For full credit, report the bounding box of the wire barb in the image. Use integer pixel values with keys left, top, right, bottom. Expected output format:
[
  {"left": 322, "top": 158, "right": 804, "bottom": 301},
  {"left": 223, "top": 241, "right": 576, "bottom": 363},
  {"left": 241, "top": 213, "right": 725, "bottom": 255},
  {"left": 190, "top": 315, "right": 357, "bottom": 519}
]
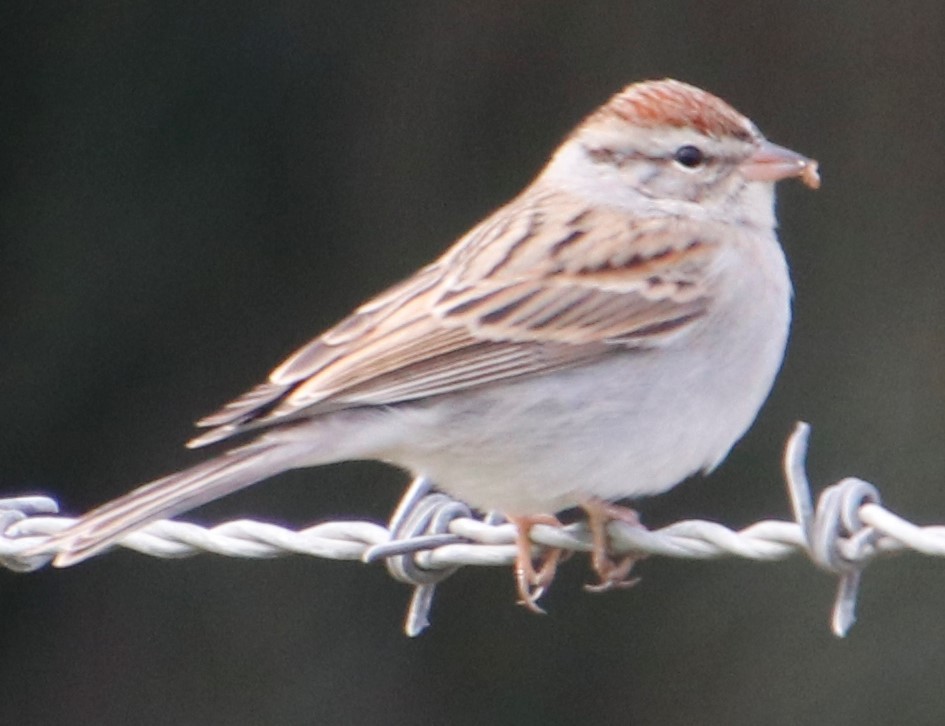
[{"left": 0, "top": 423, "right": 940, "bottom": 636}]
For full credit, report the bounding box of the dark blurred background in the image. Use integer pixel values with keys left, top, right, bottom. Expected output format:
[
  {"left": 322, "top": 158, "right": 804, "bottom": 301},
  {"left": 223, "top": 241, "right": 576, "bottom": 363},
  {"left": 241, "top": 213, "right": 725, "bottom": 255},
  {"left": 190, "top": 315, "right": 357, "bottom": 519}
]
[{"left": 2, "top": 2, "right": 945, "bottom": 725}]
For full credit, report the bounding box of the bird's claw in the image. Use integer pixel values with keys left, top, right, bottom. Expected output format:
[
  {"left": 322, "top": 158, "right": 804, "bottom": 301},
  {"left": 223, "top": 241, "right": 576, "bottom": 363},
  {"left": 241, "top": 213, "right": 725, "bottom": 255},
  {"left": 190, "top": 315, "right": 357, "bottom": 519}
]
[
  {"left": 510, "top": 514, "right": 564, "bottom": 614},
  {"left": 581, "top": 499, "right": 648, "bottom": 593}
]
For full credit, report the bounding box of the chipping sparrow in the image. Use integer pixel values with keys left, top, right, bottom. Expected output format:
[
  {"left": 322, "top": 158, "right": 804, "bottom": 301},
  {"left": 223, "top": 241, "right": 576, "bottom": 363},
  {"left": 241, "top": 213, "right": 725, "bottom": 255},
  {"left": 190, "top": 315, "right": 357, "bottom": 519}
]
[{"left": 36, "top": 80, "right": 819, "bottom": 608}]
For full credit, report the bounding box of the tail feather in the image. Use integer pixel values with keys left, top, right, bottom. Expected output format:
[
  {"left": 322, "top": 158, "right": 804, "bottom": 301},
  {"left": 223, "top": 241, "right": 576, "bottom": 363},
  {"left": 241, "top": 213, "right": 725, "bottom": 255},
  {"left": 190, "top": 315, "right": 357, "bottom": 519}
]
[{"left": 36, "top": 442, "right": 305, "bottom": 568}]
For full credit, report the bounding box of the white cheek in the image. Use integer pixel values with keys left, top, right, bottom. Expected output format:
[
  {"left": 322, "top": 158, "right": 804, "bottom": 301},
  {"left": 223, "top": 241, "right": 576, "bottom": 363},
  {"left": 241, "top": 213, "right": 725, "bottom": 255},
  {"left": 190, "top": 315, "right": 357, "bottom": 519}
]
[
  {"left": 539, "top": 143, "right": 707, "bottom": 220},
  {"left": 639, "top": 165, "right": 708, "bottom": 201},
  {"left": 538, "top": 142, "right": 644, "bottom": 208},
  {"left": 539, "top": 142, "right": 687, "bottom": 216}
]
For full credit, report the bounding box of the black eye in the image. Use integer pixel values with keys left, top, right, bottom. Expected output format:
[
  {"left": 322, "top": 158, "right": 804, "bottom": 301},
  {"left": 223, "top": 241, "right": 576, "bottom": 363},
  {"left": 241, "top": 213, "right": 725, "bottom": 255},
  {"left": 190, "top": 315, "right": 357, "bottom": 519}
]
[{"left": 673, "top": 145, "right": 705, "bottom": 169}]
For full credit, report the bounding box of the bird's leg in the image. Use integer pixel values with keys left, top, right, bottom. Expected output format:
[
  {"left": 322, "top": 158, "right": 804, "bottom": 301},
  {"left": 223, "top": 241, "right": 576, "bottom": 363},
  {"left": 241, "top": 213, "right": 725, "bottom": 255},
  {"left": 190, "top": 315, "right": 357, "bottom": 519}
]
[
  {"left": 581, "top": 499, "right": 646, "bottom": 593},
  {"left": 508, "top": 514, "right": 564, "bottom": 614}
]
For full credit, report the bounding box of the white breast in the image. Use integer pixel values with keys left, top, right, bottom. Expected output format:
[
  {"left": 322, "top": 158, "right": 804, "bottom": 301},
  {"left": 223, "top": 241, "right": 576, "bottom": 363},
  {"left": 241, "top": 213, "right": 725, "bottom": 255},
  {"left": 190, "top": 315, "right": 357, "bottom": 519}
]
[{"left": 381, "top": 226, "right": 791, "bottom": 515}]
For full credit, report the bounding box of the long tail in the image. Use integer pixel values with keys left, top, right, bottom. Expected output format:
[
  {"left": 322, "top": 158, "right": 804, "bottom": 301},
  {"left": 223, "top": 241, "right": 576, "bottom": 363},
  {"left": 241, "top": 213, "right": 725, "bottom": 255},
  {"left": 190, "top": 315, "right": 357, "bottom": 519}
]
[{"left": 35, "top": 441, "right": 306, "bottom": 568}]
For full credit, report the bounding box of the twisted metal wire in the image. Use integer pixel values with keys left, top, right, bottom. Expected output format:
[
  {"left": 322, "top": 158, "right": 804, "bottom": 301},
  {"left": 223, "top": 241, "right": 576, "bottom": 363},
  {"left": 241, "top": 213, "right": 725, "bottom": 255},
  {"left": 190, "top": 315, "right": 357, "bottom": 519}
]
[{"left": 2, "top": 423, "right": 941, "bottom": 636}]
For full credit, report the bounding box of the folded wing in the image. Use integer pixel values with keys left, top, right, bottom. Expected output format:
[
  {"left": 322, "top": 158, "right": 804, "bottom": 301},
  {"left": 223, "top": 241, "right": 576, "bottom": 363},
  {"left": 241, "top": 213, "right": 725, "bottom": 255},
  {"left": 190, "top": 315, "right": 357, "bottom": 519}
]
[{"left": 189, "top": 189, "right": 719, "bottom": 448}]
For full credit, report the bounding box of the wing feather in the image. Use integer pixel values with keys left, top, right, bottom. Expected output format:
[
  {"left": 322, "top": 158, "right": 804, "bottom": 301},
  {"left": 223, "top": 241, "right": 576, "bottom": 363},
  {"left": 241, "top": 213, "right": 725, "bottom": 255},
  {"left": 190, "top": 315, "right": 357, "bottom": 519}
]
[{"left": 189, "top": 187, "right": 722, "bottom": 448}]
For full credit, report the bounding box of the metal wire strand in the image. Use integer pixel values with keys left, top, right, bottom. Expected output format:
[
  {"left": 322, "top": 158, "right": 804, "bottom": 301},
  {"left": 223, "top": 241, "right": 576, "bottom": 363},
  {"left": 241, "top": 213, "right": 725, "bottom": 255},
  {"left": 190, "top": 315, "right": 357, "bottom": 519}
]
[{"left": 2, "top": 423, "right": 940, "bottom": 636}]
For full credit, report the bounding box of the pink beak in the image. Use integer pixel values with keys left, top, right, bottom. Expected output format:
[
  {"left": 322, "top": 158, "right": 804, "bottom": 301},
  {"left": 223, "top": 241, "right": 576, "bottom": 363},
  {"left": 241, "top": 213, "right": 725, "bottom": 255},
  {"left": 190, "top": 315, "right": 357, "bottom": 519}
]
[{"left": 741, "top": 140, "right": 820, "bottom": 189}]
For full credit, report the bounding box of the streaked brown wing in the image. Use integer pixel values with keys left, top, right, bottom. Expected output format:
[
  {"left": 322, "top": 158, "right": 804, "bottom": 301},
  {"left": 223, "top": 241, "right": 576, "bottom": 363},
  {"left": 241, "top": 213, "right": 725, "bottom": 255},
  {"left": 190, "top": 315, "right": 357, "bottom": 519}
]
[{"left": 188, "top": 189, "right": 718, "bottom": 448}]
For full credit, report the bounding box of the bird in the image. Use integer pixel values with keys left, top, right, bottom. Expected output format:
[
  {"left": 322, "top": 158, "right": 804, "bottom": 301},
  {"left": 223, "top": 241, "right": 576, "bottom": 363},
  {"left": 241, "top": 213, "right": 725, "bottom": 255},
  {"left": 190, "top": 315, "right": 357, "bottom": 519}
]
[{"left": 33, "top": 79, "right": 819, "bottom": 611}]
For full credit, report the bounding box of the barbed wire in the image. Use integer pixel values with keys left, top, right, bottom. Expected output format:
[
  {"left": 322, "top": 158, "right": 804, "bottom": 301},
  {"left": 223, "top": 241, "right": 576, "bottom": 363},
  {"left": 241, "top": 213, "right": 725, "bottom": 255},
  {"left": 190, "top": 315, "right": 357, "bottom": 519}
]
[{"left": 3, "top": 422, "right": 943, "bottom": 636}]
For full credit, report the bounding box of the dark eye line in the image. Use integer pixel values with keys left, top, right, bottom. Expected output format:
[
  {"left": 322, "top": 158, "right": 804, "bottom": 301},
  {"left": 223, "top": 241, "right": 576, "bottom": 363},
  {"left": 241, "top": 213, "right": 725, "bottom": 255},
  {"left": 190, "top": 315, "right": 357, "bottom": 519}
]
[
  {"left": 664, "top": 151, "right": 738, "bottom": 168},
  {"left": 583, "top": 143, "right": 735, "bottom": 169}
]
